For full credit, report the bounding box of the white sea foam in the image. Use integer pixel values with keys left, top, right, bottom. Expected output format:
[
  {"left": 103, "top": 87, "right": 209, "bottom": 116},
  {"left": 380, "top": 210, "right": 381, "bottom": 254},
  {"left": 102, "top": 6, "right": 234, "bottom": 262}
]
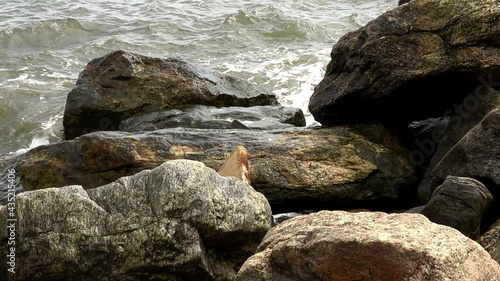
[{"left": 0, "top": 0, "right": 396, "bottom": 154}]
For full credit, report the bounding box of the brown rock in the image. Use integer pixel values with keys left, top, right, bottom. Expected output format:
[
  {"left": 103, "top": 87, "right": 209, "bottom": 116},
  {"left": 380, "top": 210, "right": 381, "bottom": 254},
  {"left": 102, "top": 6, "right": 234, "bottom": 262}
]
[
  {"left": 236, "top": 211, "right": 500, "bottom": 281},
  {"left": 2, "top": 126, "right": 417, "bottom": 210},
  {"left": 309, "top": 0, "right": 500, "bottom": 127},
  {"left": 63, "top": 50, "right": 278, "bottom": 140}
]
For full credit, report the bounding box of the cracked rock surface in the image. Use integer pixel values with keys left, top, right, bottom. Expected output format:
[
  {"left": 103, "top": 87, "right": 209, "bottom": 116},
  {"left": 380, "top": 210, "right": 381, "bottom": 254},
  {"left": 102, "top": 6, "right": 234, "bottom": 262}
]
[
  {"left": 2, "top": 125, "right": 417, "bottom": 209},
  {"left": 0, "top": 159, "right": 272, "bottom": 281},
  {"left": 63, "top": 50, "right": 278, "bottom": 140},
  {"left": 236, "top": 211, "right": 500, "bottom": 281}
]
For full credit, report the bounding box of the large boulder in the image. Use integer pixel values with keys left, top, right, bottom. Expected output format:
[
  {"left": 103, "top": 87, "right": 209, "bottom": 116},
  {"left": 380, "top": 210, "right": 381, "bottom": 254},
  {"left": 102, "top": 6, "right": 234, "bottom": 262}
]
[
  {"left": 431, "top": 108, "right": 500, "bottom": 192},
  {"left": 119, "top": 105, "right": 306, "bottom": 131},
  {"left": 479, "top": 218, "right": 500, "bottom": 263},
  {"left": 309, "top": 0, "right": 500, "bottom": 126},
  {"left": 0, "top": 160, "right": 272, "bottom": 281},
  {"left": 63, "top": 50, "right": 278, "bottom": 140},
  {"left": 420, "top": 176, "right": 493, "bottom": 239},
  {"left": 236, "top": 211, "right": 500, "bottom": 281},
  {"left": 1, "top": 126, "right": 418, "bottom": 210}
]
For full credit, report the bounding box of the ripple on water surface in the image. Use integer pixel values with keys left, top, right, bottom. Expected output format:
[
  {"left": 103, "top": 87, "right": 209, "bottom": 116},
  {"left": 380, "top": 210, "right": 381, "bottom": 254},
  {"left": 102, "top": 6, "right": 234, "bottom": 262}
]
[{"left": 0, "top": 0, "right": 396, "bottom": 155}]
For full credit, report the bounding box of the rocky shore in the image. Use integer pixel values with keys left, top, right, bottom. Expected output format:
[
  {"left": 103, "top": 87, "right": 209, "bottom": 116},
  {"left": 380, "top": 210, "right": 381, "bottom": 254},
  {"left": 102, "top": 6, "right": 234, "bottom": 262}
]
[{"left": 1, "top": 0, "right": 500, "bottom": 280}]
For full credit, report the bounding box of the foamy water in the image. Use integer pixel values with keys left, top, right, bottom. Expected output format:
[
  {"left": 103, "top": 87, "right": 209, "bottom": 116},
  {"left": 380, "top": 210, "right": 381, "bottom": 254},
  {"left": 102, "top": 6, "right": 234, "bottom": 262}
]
[{"left": 0, "top": 0, "right": 396, "bottom": 155}]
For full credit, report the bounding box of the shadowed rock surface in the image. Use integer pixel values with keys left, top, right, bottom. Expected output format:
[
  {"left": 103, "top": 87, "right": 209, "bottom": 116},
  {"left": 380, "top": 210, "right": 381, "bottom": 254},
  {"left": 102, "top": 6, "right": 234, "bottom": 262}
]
[
  {"left": 63, "top": 50, "right": 278, "bottom": 140},
  {"left": 1, "top": 126, "right": 417, "bottom": 210},
  {"left": 479, "top": 218, "right": 500, "bottom": 264},
  {"left": 432, "top": 108, "right": 500, "bottom": 192},
  {"left": 413, "top": 84, "right": 500, "bottom": 204},
  {"left": 235, "top": 211, "right": 500, "bottom": 281},
  {"left": 309, "top": 0, "right": 500, "bottom": 126},
  {"left": 119, "top": 105, "right": 305, "bottom": 131},
  {"left": 420, "top": 176, "right": 493, "bottom": 239},
  {"left": 0, "top": 160, "right": 272, "bottom": 281}
]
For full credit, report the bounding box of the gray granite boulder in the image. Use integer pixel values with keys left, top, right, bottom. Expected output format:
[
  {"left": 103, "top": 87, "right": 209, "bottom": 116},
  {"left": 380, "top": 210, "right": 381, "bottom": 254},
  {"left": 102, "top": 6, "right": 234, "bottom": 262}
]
[
  {"left": 0, "top": 160, "right": 272, "bottom": 281},
  {"left": 309, "top": 0, "right": 500, "bottom": 126}
]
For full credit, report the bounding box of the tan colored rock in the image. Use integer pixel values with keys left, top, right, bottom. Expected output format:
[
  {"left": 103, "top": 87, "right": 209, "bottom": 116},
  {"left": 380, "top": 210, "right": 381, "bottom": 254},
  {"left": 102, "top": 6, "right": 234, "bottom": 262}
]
[
  {"left": 218, "top": 146, "right": 250, "bottom": 185},
  {"left": 236, "top": 211, "right": 500, "bottom": 281},
  {"left": 3, "top": 126, "right": 418, "bottom": 208}
]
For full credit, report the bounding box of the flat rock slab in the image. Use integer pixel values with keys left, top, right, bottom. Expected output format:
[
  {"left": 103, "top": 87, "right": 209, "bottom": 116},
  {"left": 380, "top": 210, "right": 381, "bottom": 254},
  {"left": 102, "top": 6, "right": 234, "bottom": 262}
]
[
  {"left": 309, "top": 0, "right": 500, "bottom": 126},
  {"left": 119, "top": 105, "right": 306, "bottom": 131},
  {"left": 0, "top": 160, "right": 272, "bottom": 281},
  {"left": 63, "top": 50, "right": 278, "bottom": 139},
  {"left": 3, "top": 126, "right": 417, "bottom": 209},
  {"left": 236, "top": 211, "right": 500, "bottom": 281}
]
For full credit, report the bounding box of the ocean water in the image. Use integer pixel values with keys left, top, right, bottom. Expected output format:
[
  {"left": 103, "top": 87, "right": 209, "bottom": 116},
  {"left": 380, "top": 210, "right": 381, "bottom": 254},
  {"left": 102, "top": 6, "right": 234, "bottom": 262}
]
[{"left": 0, "top": 0, "right": 396, "bottom": 155}]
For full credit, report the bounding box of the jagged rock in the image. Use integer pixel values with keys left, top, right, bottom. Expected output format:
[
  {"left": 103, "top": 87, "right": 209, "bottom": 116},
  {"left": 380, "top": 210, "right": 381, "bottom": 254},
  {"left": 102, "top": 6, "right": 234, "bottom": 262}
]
[
  {"left": 235, "top": 211, "right": 500, "bottom": 281},
  {"left": 1, "top": 126, "right": 418, "bottom": 210},
  {"left": 119, "top": 105, "right": 305, "bottom": 132},
  {"left": 419, "top": 176, "right": 493, "bottom": 239},
  {"left": 398, "top": 0, "right": 411, "bottom": 5},
  {"left": 0, "top": 160, "right": 272, "bottom": 281},
  {"left": 479, "top": 218, "right": 500, "bottom": 264},
  {"left": 309, "top": 0, "right": 500, "bottom": 127},
  {"left": 218, "top": 146, "right": 250, "bottom": 185},
  {"left": 63, "top": 50, "right": 278, "bottom": 140}
]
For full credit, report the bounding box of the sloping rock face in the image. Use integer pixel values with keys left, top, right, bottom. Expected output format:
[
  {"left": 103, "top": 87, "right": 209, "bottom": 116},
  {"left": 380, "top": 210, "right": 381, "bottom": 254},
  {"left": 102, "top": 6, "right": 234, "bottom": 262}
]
[
  {"left": 309, "top": 0, "right": 500, "bottom": 126},
  {"left": 420, "top": 176, "right": 493, "bottom": 239},
  {"left": 0, "top": 160, "right": 272, "bottom": 281},
  {"left": 480, "top": 218, "right": 500, "bottom": 264},
  {"left": 432, "top": 108, "right": 500, "bottom": 191},
  {"left": 236, "top": 211, "right": 500, "bottom": 281},
  {"left": 63, "top": 50, "right": 278, "bottom": 140},
  {"left": 3, "top": 126, "right": 417, "bottom": 210},
  {"left": 119, "top": 105, "right": 306, "bottom": 131}
]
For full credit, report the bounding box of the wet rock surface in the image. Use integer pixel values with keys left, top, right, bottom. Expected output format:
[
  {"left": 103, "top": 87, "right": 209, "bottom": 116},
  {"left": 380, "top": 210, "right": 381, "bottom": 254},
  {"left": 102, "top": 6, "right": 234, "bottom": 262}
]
[
  {"left": 63, "top": 50, "right": 278, "bottom": 140},
  {"left": 119, "top": 105, "right": 305, "bottom": 131}
]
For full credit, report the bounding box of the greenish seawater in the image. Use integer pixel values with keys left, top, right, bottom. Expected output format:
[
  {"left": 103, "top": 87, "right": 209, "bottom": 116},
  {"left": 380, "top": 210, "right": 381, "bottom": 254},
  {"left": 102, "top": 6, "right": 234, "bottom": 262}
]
[{"left": 0, "top": 0, "right": 395, "bottom": 155}]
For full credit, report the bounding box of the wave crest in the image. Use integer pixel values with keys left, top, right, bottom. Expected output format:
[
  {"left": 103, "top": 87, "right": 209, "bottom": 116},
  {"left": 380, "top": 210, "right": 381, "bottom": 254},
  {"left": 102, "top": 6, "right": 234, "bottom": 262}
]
[{"left": 0, "top": 18, "right": 98, "bottom": 50}]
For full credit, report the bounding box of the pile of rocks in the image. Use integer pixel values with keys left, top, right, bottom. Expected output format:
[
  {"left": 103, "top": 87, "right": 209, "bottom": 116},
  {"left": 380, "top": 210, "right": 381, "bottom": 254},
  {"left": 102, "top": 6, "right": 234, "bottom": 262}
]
[{"left": 1, "top": 0, "right": 500, "bottom": 280}]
